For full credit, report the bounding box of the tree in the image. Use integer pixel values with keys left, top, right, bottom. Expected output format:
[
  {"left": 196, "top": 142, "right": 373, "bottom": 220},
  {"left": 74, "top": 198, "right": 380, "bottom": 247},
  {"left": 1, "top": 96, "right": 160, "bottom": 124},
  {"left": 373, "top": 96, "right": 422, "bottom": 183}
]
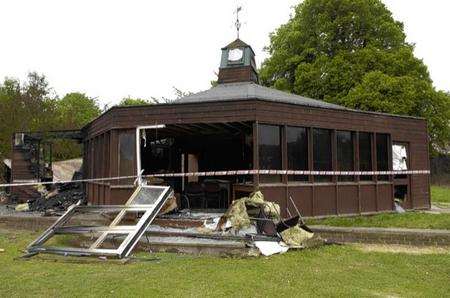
[
  {"left": 118, "top": 97, "right": 150, "bottom": 106},
  {"left": 56, "top": 92, "right": 101, "bottom": 129},
  {"left": 0, "top": 74, "right": 103, "bottom": 168},
  {"left": 52, "top": 92, "right": 102, "bottom": 160},
  {"left": 260, "top": 0, "right": 450, "bottom": 152},
  {"left": 117, "top": 87, "right": 193, "bottom": 106},
  {"left": 0, "top": 72, "right": 57, "bottom": 164}
]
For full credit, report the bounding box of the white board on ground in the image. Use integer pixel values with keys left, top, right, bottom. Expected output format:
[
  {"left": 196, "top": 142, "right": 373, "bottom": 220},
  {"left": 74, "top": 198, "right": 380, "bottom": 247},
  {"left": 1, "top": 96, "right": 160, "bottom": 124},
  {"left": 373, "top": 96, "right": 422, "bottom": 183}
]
[{"left": 254, "top": 241, "right": 289, "bottom": 256}]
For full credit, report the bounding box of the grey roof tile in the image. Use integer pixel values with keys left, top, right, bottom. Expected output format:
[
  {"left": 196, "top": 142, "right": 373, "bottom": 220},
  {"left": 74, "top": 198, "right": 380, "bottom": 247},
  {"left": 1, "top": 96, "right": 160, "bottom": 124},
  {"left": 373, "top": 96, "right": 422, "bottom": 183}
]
[{"left": 176, "top": 82, "right": 349, "bottom": 111}]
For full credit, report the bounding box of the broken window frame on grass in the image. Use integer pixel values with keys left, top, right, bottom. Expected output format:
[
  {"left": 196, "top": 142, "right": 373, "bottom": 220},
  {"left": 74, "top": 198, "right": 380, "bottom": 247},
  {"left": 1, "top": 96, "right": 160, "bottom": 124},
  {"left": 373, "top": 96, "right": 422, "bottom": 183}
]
[{"left": 26, "top": 185, "right": 173, "bottom": 259}]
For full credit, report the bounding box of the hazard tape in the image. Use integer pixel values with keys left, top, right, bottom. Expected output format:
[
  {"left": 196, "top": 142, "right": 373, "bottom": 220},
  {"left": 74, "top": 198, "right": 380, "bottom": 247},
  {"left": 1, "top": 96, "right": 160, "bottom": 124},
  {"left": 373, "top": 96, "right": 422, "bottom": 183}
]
[
  {"left": 0, "top": 169, "right": 430, "bottom": 188},
  {"left": 145, "top": 169, "right": 430, "bottom": 177}
]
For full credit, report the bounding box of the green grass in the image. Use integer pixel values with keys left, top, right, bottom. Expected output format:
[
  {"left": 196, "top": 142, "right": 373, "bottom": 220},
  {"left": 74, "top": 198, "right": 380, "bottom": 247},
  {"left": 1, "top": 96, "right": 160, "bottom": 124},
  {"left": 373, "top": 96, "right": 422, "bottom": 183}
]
[
  {"left": 0, "top": 228, "right": 449, "bottom": 297},
  {"left": 431, "top": 185, "right": 450, "bottom": 204},
  {"left": 307, "top": 212, "right": 450, "bottom": 230}
]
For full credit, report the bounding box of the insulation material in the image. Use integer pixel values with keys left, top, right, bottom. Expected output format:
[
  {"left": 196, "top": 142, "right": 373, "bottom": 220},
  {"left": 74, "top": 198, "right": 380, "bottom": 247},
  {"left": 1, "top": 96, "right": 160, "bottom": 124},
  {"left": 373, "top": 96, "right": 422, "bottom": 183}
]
[
  {"left": 15, "top": 203, "right": 30, "bottom": 212},
  {"left": 221, "top": 191, "right": 281, "bottom": 231},
  {"left": 392, "top": 145, "right": 408, "bottom": 170},
  {"left": 280, "top": 226, "right": 314, "bottom": 247}
]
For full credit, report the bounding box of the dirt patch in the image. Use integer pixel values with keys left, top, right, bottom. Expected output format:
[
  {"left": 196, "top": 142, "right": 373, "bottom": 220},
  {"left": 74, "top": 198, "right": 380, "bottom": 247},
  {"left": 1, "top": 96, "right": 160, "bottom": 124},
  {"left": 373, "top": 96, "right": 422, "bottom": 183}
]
[{"left": 353, "top": 243, "right": 450, "bottom": 255}]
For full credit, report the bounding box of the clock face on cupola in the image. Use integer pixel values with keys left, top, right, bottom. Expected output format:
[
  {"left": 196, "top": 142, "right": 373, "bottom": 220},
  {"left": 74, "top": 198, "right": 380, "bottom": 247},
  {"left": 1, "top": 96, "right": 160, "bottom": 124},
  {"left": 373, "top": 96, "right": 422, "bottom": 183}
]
[
  {"left": 218, "top": 38, "right": 259, "bottom": 84},
  {"left": 228, "top": 48, "right": 244, "bottom": 63}
]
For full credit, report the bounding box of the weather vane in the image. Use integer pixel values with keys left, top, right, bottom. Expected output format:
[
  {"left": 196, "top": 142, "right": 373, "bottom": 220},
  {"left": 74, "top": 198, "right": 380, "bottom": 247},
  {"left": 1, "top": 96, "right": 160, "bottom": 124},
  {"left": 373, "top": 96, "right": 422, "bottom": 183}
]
[{"left": 235, "top": 6, "right": 242, "bottom": 39}]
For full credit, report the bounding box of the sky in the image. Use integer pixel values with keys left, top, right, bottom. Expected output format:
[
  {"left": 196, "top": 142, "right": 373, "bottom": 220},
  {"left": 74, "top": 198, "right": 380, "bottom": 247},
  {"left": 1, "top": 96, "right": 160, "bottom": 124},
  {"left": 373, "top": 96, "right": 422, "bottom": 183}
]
[{"left": 0, "top": 0, "right": 448, "bottom": 108}]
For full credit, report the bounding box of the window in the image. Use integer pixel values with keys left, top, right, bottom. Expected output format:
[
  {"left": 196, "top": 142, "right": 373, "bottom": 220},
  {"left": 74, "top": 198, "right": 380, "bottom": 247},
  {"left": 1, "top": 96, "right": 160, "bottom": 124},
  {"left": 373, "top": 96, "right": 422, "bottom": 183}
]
[
  {"left": 286, "top": 126, "right": 308, "bottom": 181},
  {"left": 376, "top": 134, "right": 389, "bottom": 181},
  {"left": 119, "top": 131, "right": 135, "bottom": 184},
  {"left": 392, "top": 144, "right": 408, "bottom": 172},
  {"left": 313, "top": 128, "right": 332, "bottom": 182},
  {"left": 337, "top": 131, "right": 354, "bottom": 181},
  {"left": 359, "top": 132, "right": 372, "bottom": 181},
  {"left": 258, "top": 124, "right": 281, "bottom": 183}
]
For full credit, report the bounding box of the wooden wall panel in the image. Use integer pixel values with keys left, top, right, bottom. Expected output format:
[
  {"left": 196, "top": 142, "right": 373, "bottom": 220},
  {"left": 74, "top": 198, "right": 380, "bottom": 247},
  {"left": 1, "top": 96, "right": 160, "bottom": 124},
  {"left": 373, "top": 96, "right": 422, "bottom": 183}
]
[
  {"left": 337, "top": 185, "right": 359, "bottom": 215},
  {"left": 287, "top": 185, "right": 313, "bottom": 217},
  {"left": 377, "top": 183, "right": 393, "bottom": 211},
  {"left": 110, "top": 187, "right": 134, "bottom": 205},
  {"left": 360, "top": 184, "right": 377, "bottom": 212},
  {"left": 314, "top": 185, "right": 337, "bottom": 216}
]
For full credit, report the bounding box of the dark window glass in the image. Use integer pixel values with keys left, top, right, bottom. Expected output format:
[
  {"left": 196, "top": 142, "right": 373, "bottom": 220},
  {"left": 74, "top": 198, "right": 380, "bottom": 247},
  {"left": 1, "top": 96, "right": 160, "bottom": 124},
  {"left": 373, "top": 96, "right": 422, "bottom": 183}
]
[
  {"left": 259, "top": 124, "right": 281, "bottom": 183},
  {"left": 119, "top": 131, "right": 135, "bottom": 184},
  {"left": 359, "top": 132, "right": 372, "bottom": 181},
  {"left": 313, "top": 128, "right": 332, "bottom": 182},
  {"left": 337, "top": 131, "right": 354, "bottom": 181},
  {"left": 287, "top": 126, "right": 308, "bottom": 181},
  {"left": 376, "top": 134, "right": 389, "bottom": 181}
]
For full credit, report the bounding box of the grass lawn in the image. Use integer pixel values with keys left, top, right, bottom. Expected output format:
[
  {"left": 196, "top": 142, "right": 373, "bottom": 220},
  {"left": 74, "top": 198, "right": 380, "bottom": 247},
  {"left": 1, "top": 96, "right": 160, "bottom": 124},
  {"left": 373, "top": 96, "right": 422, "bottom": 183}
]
[
  {"left": 431, "top": 185, "right": 450, "bottom": 204},
  {"left": 0, "top": 228, "right": 449, "bottom": 297},
  {"left": 306, "top": 212, "right": 450, "bottom": 230}
]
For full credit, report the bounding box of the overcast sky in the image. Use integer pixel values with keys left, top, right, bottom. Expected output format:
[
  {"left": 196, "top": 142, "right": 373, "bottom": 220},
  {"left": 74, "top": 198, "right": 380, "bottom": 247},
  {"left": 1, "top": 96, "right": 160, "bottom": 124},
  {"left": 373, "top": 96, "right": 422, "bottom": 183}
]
[{"left": 0, "top": 0, "right": 448, "bottom": 108}]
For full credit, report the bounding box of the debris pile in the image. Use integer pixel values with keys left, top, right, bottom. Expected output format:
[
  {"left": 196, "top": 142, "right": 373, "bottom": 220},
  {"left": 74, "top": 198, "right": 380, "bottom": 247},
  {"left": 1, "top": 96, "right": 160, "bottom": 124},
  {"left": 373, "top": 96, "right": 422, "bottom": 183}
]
[
  {"left": 16, "top": 172, "right": 85, "bottom": 215},
  {"left": 201, "top": 191, "right": 323, "bottom": 256},
  {"left": 0, "top": 191, "right": 8, "bottom": 204}
]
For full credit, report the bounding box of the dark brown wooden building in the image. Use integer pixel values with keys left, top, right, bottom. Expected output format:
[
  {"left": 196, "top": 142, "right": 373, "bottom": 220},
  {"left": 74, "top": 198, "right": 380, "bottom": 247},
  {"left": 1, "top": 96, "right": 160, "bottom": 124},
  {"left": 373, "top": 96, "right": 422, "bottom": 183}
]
[{"left": 79, "top": 39, "right": 430, "bottom": 217}]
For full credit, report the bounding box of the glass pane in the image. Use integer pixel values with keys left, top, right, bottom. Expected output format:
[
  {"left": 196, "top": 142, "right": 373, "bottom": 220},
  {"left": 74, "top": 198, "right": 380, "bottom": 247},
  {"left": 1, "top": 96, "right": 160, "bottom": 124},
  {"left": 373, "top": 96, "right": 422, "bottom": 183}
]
[
  {"left": 376, "top": 134, "right": 389, "bottom": 181},
  {"left": 119, "top": 131, "right": 136, "bottom": 184},
  {"left": 313, "top": 129, "right": 332, "bottom": 182},
  {"left": 258, "top": 124, "right": 281, "bottom": 183},
  {"left": 131, "top": 186, "right": 166, "bottom": 205},
  {"left": 287, "top": 126, "right": 308, "bottom": 181},
  {"left": 359, "top": 132, "right": 372, "bottom": 181},
  {"left": 337, "top": 131, "right": 354, "bottom": 181}
]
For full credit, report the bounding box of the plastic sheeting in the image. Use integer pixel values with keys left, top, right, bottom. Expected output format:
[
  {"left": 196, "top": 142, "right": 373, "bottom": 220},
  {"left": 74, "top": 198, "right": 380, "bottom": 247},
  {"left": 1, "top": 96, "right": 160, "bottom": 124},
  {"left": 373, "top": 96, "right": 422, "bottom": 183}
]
[{"left": 393, "top": 144, "right": 408, "bottom": 170}]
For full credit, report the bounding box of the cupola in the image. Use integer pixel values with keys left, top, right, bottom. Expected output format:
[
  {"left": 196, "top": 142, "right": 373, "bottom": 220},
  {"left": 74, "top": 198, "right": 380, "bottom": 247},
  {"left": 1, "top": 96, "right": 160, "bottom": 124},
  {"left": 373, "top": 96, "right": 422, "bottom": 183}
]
[{"left": 217, "top": 39, "right": 259, "bottom": 84}]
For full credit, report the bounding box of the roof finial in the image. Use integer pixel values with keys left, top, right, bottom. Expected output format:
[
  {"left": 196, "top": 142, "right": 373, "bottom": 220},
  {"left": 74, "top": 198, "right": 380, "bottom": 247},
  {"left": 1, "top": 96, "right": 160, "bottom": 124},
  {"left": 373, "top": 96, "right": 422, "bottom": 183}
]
[{"left": 235, "top": 6, "right": 242, "bottom": 39}]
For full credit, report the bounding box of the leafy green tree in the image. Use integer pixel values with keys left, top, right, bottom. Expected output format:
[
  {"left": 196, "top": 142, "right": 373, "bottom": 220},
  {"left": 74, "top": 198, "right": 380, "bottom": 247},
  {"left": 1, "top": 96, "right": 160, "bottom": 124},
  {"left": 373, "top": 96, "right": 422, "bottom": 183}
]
[
  {"left": 118, "top": 97, "right": 150, "bottom": 106},
  {"left": 0, "top": 74, "right": 102, "bottom": 169},
  {"left": 0, "top": 73, "right": 56, "bottom": 163},
  {"left": 56, "top": 92, "right": 101, "bottom": 129},
  {"left": 260, "top": 0, "right": 449, "bottom": 151},
  {"left": 52, "top": 93, "right": 101, "bottom": 160}
]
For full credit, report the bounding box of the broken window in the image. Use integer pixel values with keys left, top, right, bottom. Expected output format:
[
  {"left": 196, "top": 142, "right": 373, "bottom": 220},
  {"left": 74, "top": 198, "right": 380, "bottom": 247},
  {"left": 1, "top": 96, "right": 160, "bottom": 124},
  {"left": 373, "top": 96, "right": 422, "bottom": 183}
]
[
  {"left": 359, "top": 132, "right": 373, "bottom": 181},
  {"left": 393, "top": 143, "right": 408, "bottom": 179},
  {"left": 258, "top": 124, "right": 281, "bottom": 183},
  {"left": 286, "top": 126, "right": 308, "bottom": 181},
  {"left": 313, "top": 128, "right": 332, "bottom": 182},
  {"left": 376, "top": 134, "right": 389, "bottom": 181},
  {"left": 119, "top": 131, "right": 135, "bottom": 184},
  {"left": 26, "top": 185, "right": 174, "bottom": 259},
  {"left": 337, "top": 130, "right": 354, "bottom": 181},
  {"left": 392, "top": 144, "right": 408, "bottom": 171}
]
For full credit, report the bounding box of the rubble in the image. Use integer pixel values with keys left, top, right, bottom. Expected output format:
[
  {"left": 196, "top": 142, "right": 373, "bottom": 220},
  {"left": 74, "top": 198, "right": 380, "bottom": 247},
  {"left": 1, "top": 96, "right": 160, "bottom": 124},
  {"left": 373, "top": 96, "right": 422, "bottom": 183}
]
[
  {"left": 14, "top": 171, "right": 85, "bottom": 214},
  {"left": 0, "top": 191, "right": 8, "bottom": 204},
  {"left": 204, "top": 191, "right": 325, "bottom": 256},
  {"left": 15, "top": 203, "right": 30, "bottom": 212}
]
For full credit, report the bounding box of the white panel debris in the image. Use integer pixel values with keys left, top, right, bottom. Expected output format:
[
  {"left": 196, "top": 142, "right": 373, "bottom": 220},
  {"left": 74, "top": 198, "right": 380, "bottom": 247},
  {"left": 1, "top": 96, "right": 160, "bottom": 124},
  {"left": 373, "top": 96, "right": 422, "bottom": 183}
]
[{"left": 254, "top": 241, "right": 289, "bottom": 256}]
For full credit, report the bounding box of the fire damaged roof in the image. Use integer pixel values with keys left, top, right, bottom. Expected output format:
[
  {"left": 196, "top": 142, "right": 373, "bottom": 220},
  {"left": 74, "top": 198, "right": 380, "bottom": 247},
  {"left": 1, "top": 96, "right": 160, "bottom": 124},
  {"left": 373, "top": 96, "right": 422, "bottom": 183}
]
[{"left": 176, "top": 81, "right": 349, "bottom": 111}]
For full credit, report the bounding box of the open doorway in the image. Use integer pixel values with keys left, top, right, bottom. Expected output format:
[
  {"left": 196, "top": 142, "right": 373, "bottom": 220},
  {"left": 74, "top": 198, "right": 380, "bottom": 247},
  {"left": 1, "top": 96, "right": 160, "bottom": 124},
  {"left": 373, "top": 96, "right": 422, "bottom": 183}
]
[
  {"left": 393, "top": 142, "right": 409, "bottom": 206},
  {"left": 136, "top": 122, "right": 253, "bottom": 211}
]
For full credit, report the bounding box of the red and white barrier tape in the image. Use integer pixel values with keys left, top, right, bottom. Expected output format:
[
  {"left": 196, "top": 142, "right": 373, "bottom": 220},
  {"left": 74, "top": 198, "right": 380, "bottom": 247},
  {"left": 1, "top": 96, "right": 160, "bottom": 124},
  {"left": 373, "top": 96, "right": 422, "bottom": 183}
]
[
  {"left": 0, "top": 169, "right": 430, "bottom": 188},
  {"left": 146, "top": 169, "right": 430, "bottom": 178}
]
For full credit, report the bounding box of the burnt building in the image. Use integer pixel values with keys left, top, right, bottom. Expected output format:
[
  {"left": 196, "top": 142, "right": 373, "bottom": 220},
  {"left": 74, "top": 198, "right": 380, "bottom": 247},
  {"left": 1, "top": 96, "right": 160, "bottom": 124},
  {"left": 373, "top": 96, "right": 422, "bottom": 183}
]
[{"left": 13, "top": 39, "right": 431, "bottom": 217}]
